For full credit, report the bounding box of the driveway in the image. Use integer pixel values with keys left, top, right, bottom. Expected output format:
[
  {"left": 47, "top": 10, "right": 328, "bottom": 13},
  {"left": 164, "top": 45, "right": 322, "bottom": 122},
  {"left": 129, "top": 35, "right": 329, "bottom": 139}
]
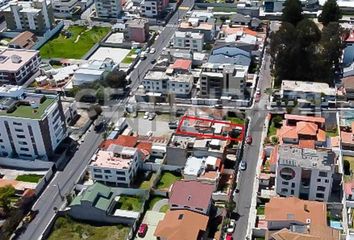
[
  {"left": 135, "top": 211, "right": 165, "bottom": 240},
  {"left": 151, "top": 199, "right": 168, "bottom": 212}
]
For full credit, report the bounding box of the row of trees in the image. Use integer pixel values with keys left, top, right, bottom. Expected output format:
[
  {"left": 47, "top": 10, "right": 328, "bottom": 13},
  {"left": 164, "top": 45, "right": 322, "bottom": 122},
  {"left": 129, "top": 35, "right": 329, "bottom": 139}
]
[{"left": 270, "top": 0, "right": 344, "bottom": 87}]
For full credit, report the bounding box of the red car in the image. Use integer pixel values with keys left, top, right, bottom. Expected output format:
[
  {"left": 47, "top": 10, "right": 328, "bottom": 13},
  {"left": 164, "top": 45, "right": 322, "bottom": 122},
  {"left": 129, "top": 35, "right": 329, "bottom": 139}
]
[
  {"left": 138, "top": 223, "right": 148, "bottom": 238},
  {"left": 246, "top": 136, "right": 252, "bottom": 145},
  {"left": 226, "top": 233, "right": 233, "bottom": 240}
]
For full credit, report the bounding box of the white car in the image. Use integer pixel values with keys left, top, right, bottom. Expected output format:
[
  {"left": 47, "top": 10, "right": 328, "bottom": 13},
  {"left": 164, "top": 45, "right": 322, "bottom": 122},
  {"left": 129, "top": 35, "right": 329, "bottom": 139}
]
[
  {"left": 148, "top": 112, "right": 156, "bottom": 121},
  {"left": 144, "top": 112, "right": 149, "bottom": 119},
  {"left": 227, "top": 219, "right": 236, "bottom": 233},
  {"left": 150, "top": 48, "right": 156, "bottom": 54}
]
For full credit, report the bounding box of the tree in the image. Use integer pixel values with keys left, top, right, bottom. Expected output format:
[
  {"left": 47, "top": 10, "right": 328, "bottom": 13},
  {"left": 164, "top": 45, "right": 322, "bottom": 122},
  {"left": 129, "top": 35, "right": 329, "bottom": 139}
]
[
  {"left": 0, "top": 185, "right": 15, "bottom": 213},
  {"left": 344, "top": 160, "right": 351, "bottom": 175},
  {"left": 282, "top": 0, "right": 303, "bottom": 26},
  {"left": 318, "top": 0, "right": 342, "bottom": 26}
]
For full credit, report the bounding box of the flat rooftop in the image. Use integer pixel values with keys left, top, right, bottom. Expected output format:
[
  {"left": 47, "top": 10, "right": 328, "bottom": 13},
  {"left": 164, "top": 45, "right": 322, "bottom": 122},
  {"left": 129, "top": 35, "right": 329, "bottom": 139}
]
[
  {"left": 90, "top": 148, "right": 136, "bottom": 169},
  {"left": 0, "top": 48, "right": 38, "bottom": 72},
  {"left": 281, "top": 80, "right": 336, "bottom": 96},
  {"left": 0, "top": 95, "right": 56, "bottom": 119}
]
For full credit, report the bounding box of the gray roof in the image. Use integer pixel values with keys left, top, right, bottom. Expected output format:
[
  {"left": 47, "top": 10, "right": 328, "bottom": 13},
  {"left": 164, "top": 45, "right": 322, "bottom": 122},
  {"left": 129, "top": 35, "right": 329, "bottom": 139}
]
[
  {"left": 209, "top": 46, "right": 251, "bottom": 66},
  {"left": 231, "top": 13, "right": 251, "bottom": 24}
]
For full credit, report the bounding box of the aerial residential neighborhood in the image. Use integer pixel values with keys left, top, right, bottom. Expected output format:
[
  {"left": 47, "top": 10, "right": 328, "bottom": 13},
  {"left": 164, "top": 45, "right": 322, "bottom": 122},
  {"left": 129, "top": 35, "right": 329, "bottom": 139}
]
[{"left": 0, "top": 0, "right": 351, "bottom": 239}]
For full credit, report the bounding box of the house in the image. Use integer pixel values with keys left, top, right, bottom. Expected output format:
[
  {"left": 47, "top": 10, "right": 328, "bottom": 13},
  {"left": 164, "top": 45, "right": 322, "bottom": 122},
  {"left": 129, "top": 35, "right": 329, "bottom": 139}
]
[
  {"left": 342, "top": 76, "right": 354, "bottom": 100},
  {"left": 199, "top": 63, "right": 247, "bottom": 99},
  {"left": 0, "top": 48, "right": 41, "bottom": 85},
  {"left": 168, "top": 74, "right": 193, "bottom": 97},
  {"left": 72, "top": 58, "right": 116, "bottom": 85},
  {"left": 183, "top": 155, "right": 221, "bottom": 185},
  {"left": 344, "top": 180, "right": 354, "bottom": 207},
  {"left": 209, "top": 46, "right": 251, "bottom": 67},
  {"left": 69, "top": 183, "right": 139, "bottom": 224},
  {"left": 341, "top": 122, "right": 354, "bottom": 150},
  {"left": 88, "top": 146, "right": 142, "bottom": 187},
  {"left": 165, "top": 135, "right": 195, "bottom": 166},
  {"left": 0, "top": 87, "right": 67, "bottom": 160},
  {"left": 140, "top": 0, "right": 169, "bottom": 18},
  {"left": 264, "top": 197, "right": 340, "bottom": 240},
  {"left": 170, "top": 59, "right": 192, "bottom": 74},
  {"left": 280, "top": 80, "right": 336, "bottom": 107},
  {"left": 178, "top": 11, "right": 216, "bottom": 42},
  {"left": 276, "top": 145, "right": 336, "bottom": 202},
  {"left": 169, "top": 180, "right": 214, "bottom": 214},
  {"left": 173, "top": 31, "right": 204, "bottom": 52},
  {"left": 154, "top": 210, "right": 209, "bottom": 240},
  {"left": 277, "top": 114, "right": 327, "bottom": 148},
  {"left": 3, "top": 0, "right": 55, "bottom": 35},
  {"left": 127, "top": 18, "right": 149, "bottom": 43},
  {"left": 8, "top": 31, "right": 38, "bottom": 49},
  {"left": 52, "top": 0, "right": 81, "bottom": 18}
]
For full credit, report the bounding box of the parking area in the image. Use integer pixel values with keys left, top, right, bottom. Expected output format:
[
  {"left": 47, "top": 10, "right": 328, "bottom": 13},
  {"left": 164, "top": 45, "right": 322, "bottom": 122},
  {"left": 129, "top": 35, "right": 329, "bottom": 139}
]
[
  {"left": 135, "top": 211, "right": 165, "bottom": 240},
  {"left": 127, "top": 113, "right": 175, "bottom": 137}
]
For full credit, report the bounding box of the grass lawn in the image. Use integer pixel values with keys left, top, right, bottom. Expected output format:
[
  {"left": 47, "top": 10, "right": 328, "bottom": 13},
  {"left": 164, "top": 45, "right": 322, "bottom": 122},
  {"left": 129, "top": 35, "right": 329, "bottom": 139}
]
[
  {"left": 16, "top": 174, "right": 43, "bottom": 183},
  {"left": 226, "top": 117, "right": 245, "bottom": 125},
  {"left": 121, "top": 49, "right": 137, "bottom": 64},
  {"left": 40, "top": 26, "right": 110, "bottom": 59},
  {"left": 148, "top": 196, "right": 164, "bottom": 210},
  {"left": 116, "top": 195, "right": 143, "bottom": 211},
  {"left": 139, "top": 173, "right": 156, "bottom": 190},
  {"left": 156, "top": 172, "right": 182, "bottom": 190},
  {"left": 257, "top": 206, "right": 265, "bottom": 215},
  {"left": 268, "top": 123, "right": 277, "bottom": 137},
  {"left": 48, "top": 216, "right": 129, "bottom": 240},
  {"left": 160, "top": 205, "right": 169, "bottom": 213}
]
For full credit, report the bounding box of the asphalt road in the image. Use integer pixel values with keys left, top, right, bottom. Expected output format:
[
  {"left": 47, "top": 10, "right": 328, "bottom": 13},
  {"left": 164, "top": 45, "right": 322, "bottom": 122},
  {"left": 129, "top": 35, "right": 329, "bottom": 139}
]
[
  {"left": 16, "top": 1, "right": 194, "bottom": 239},
  {"left": 233, "top": 51, "right": 272, "bottom": 240}
]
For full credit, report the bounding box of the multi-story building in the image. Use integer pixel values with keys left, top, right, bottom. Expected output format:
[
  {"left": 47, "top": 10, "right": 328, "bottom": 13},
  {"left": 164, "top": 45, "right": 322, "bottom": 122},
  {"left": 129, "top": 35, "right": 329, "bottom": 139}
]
[
  {"left": 3, "top": 0, "right": 55, "bottom": 35},
  {"left": 95, "top": 0, "right": 121, "bottom": 18},
  {"left": 173, "top": 31, "right": 204, "bottom": 52},
  {"left": 168, "top": 74, "right": 193, "bottom": 97},
  {"left": 199, "top": 63, "right": 247, "bottom": 99},
  {"left": 0, "top": 86, "right": 67, "bottom": 160},
  {"left": 276, "top": 145, "right": 336, "bottom": 202},
  {"left": 89, "top": 145, "right": 142, "bottom": 187},
  {"left": 0, "top": 48, "right": 41, "bottom": 85},
  {"left": 140, "top": 0, "right": 169, "bottom": 18},
  {"left": 127, "top": 18, "right": 149, "bottom": 43},
  {"left": 141, "top": 71, "right": 169, "bottom": 93},
  {"left": 52, "top": 0, "right": 80, "bottom": 18}
]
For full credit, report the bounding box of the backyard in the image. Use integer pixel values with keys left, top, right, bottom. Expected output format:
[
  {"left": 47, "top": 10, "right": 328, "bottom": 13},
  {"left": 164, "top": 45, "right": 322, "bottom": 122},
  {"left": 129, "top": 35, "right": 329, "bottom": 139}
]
[
  {"left": 48, "top": 216, "right": 129, "bottom": 240},
  {"left": 343, "top": 156, "right": 354, "bottom": 181},
  {"left": 137, "top": 172, "right": 156, "bottom": 190},
  {"left": 16, "top": 174, "right": 43, "bottom": 183},
  {"left": 40, "top": 26, "right": 110, "bottom": 59},
  {"left": 156, "top": 172, "right": 181, "bottom": 190},
  {"left": 121, "top": 49, "right": 138, "bottom": 64},
  {"left": 226, "top": 117, "right": 245, "bottom": 125},
  {"left": 115, "top": 195, "right": 143, "bottom": 211}
]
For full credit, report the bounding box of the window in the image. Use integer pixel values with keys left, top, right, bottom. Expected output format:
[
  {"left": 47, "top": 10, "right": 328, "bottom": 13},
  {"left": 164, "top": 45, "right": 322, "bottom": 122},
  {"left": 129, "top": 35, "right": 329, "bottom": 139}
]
[
  {"left": 117, "top": 177, "right": 126, "bottom": 181},
  {"left": 317, "top": 186, "right": 326, "bottom": 191},
  {"left": 281, "top": 188, "right": 288, "bottom": 193},
  {"left": 282, "top": 181, "right": 289, "bottom": 185},
  {"left": 20, "top": 147, "right": 29, "bottom": 151},
  {"left": 104, "top": 170, "right": 111, "bottom": 174},
  {"left": 319, "top": 171, "right": 327, "bottom": 177},
  {"left": 291, "top": 183, "right": 295, "bottom": 188},
  {"left": 116, "top": 171, "right": 125, "bottom": 175},
  {"left": 94, "top": 174, "right": 103, "bottom": 178},
  {"left": 15, "top": 128, "right": 24, "bottom": 132},
  {"left": 317, "top": 178, "right": 321, "bottom": 182},
  {"left": 316, "top": 193, "right": 324, "bottom": 198},
  {"left": 93, "top": 169, "right": 102, "bottom": 173},
  {"left": 325, "top": 179, "right": 329, "bottom": 183},
  {"left": 17, "top": 135, "right": 25, "bottom": 139}
]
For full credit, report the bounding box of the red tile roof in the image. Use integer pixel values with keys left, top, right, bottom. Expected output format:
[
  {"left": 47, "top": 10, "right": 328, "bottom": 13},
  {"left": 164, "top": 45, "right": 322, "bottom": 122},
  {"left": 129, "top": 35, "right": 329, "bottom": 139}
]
[
  {"left": 299, "top": 140, "right": 316, "bottom": 149},
  {"left": 171, "top": 59, "right": 192, "bottom": 70},
  {"left": 100, "top": 135, "right": 137, "bottom": 149},
  {"left": 285, "top": 114, "right": 325, "bottom": 124},
  {"left": 169, "top": 180, "right": 214, "bottom": 210},
  {"left": 136, "top": 142, "right": 152, "bottom": 157}
]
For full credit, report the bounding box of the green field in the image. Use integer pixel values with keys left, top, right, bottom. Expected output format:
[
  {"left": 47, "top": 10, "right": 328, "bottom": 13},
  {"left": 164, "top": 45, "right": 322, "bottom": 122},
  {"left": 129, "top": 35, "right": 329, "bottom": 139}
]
[
  {"left": 156, "top": 172, "right": 181, "bottom": 190},
  {"left": 48, "top": 216, "right": 129, "bottom": 240},
  {"left": 40, "top": 26, "right": 110, "bottom": 59},
  {"left": 16, "top": 174, "right": 43, "bottom": 183}
]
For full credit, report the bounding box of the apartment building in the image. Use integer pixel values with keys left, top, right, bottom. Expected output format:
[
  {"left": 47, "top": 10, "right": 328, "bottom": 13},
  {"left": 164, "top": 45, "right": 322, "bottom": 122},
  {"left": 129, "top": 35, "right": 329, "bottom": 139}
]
[
  {"left": 168, "top": 74, "right": 193, "bottom": 97},
  {"left": 52, "top": 0, "right": 80, "bottom": 18},
  {"left": 264, "top": 197, "right": 340, "bottom": 240},
  {"left": 3, "top": 0, "right": 55, "bottom": 35},
  {"left": 127, "top": 18, "right": 149, "bottom": 43},
  {"left": 0, "top": 48, "right": 41, "bottom": 85},
  {"left": 95, "top": 0, "right": 121, "bottom": 18},
  {"left": 173, "top": 31, "right": 204, "bottom": 52},
  {"left": 0, "top": 85, "right": 67, "bottom": 160},
  {"left": 199, "top": 63, "right": 247, "bottom": 99},
  {"left": 89, "top": 145, "right": 142, "bottom": 187},
  {"left": 140, "top": 0, "right": 169, "bottom": 18},
  {"left": 276, "top": 145, "right": 336, "bottom": 201}
]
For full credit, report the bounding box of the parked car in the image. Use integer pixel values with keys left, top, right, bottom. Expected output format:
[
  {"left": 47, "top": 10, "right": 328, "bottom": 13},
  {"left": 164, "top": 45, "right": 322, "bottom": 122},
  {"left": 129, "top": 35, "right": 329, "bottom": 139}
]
[
  {"left": 150, "top": 48, "right": 156, "bottom": 54},
  {"left": 23, "top": 210, "right": 39, "bottom": 224},
  {"left": 214, "top": 104, "right": 223, "bottom": 109},
  {"left": 246, "top": 135, "right": 252, "bottom": 144},
  {"left": 145, "top": 47, "right": 150, "bottom": 53},
  {"left": 226, "top": 219, "right": 236, "bottom": 233},
  {"left": 150, "top": 59, "right": 157, "bottom": 64},
  {"left": 148, "top": 112, "right": 156, "bottom": 121},
  {"left": 138, "top": 223, "right": 148, "bottom": 237},
  {"left": 144, "top": 112, "right": 149, "bottom": 119},
  {"left": 226, "top": 233, "right": 233, "bottom": 240},
  {"left": 169, "top": 121, "right": 178, "bottom": 129},
  {"left": 239, "top": 161, "right": 247, "bottom": 171}
]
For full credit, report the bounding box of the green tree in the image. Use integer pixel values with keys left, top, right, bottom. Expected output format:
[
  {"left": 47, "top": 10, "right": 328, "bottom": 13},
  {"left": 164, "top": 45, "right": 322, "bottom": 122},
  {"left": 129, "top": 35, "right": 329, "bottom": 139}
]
[
  {"left": 318, "top": 0, "right": 342, "bottom": 26},
  {"left": 282, "top": 0, "right": 303, "bottom": 26},
  {"left": 0, "top": 185, "right": 15, "bottom": 212}
]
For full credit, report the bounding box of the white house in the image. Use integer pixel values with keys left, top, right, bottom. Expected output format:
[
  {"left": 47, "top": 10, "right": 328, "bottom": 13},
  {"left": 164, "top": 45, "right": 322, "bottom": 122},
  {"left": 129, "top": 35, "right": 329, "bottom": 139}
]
[{"left": 174, "top": 31, "right": 204, "bottom": 52}]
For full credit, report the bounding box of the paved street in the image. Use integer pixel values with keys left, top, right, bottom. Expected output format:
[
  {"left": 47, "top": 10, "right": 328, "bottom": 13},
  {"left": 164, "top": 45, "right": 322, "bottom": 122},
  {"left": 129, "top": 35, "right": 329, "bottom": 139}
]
[{"left": 233, "top": 51, "right": 272, "bottom": 240}]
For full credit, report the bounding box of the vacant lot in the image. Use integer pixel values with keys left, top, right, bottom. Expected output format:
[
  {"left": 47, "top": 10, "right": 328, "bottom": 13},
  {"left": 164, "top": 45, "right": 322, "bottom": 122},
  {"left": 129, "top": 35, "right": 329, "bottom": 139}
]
[
  {"left": 48, "top": 216, "right": 129, "bottom": 240},
  {"left": 40, "top": 26, "right": 110, "bottom": 59},
  {"left": 116, "top": 195, "right": 143, "bottom": 211}
]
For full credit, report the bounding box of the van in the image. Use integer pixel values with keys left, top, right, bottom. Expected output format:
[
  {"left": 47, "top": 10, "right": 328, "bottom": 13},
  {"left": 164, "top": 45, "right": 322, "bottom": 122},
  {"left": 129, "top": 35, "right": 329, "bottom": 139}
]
[{"left": 114, "top": 118, "right": 128, "bottom": 134}]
